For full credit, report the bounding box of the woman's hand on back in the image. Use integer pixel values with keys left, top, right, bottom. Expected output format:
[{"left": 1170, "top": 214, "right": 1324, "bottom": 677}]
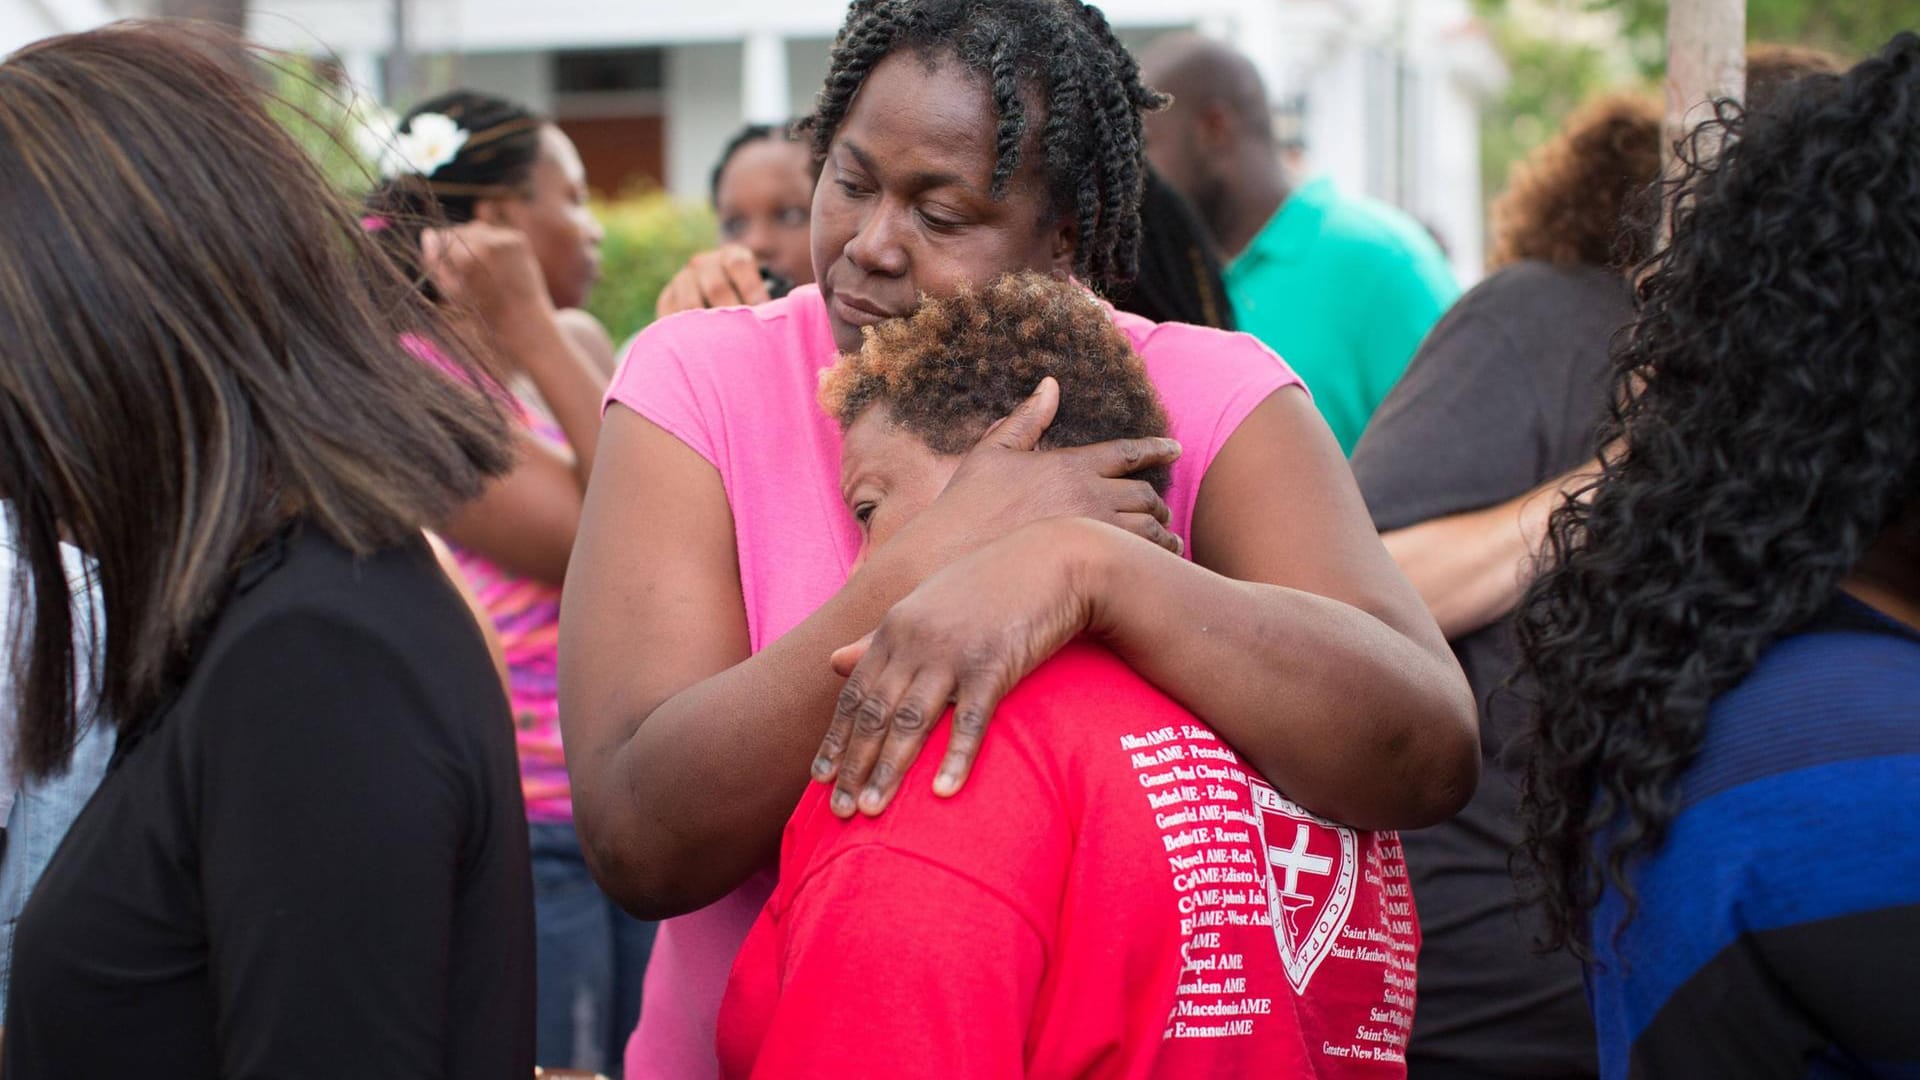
[
  {"left": 813, "top": 378, "right": 1183, "bottom": 820},
  {"left": 815, "top": 516, "right": 1110, "bottom": 820}
]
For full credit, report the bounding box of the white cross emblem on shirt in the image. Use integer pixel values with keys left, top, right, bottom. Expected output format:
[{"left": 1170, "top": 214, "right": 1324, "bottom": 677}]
[{"left": 1269, "top": 823, "right": 1333, "bottom": 898}]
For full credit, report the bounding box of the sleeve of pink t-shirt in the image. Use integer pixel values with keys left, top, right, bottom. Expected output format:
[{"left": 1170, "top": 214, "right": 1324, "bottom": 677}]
[
  {"left": 1122, "top": 317, "right": 1307, "bottom": 541},
  {"left": 603, "top": 310, "right": 729, "bottom": 470},
  {"left": 1143, "top": 320, "right": 1308, "bottom": 453},
  {"left": 740, "top": 842, "right": 1046, "bottom": 1079}
]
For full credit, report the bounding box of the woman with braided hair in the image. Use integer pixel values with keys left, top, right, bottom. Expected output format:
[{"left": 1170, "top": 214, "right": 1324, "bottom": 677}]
[
  {"left": 1515, "top": 34, "right": 1920, "bottom": 1079},
  {"left": 560, "top": 4, "right": 1476, "bottom": 1075},
  {"left": 367, "top": 91, "right": 649, "bottom": 1076}
]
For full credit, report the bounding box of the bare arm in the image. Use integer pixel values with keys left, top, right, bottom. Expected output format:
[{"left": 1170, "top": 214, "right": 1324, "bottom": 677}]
[
  {"left": 1380, "top": 460, "right": 1604, "bottom": 641},
  {"left": 425, "top": 531, "right": 511, "bottom": 696},
  {"left": 556, "top": 307, "right": 619, "bottom": 380},
  {"left": 1130, "top": 387, "right": 1477, "bottom": 827},
  {"left": 557, "top": 410, "right": 927, "bottom": 916},
  {"left": 826, "top": 388, "right": 1478, "bottom": 830},
  {"left": 559, "top": 385, "right": 1181, "bottom": 917},
  {"left": 426, "top": 224, "right": 610, "bottom": 585}
]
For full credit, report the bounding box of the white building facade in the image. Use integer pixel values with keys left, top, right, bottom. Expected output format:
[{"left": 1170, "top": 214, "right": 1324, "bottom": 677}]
[
  {"left": 4, "top": 0, "right": 1505, "bottom": 279},
  {"left": 1, "top": 0, "right": 114, "bottom": 54}
]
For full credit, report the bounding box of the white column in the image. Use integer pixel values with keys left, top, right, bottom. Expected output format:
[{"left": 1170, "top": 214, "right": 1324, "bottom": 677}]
[
  {"left": 741, "top": 30, "right": 789, "bottom": 125},
  {"left": 668, "top": 40, "right": 745, "bottom": 200},
  {"left": 342, "top": 49, "right": 383, "bottom": 104}
]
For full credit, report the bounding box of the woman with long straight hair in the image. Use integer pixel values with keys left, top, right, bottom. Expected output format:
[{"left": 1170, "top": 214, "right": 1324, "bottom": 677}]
[
  {"left": 1516, "top": 35, "right": 1920, "bottom": 1079},
  {"left": 0, "top": 23, "right": 532, "bottom": 1078}
]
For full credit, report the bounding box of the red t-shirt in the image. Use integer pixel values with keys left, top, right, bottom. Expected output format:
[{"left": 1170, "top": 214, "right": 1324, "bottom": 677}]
[{"left": 717, "top": 644, "right": 1419, "bottom": 1078}]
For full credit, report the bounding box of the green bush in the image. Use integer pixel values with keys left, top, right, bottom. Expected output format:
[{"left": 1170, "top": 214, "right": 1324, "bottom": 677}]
[
  {"left": 264, "top": 54, "right": 381, "bottom": 197},
  {"left": 264, "top": 62, "right": 714, "bottom": 344},
  {"left": 585, "top": 190, "right": 717, "bottom": 344}
]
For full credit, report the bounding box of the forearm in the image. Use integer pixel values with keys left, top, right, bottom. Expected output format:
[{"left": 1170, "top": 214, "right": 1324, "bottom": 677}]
[
  {"left": 1379, "top": 466, "right": 1590, "bottom": 640},
  {"left": 497, "top": 313, "right": 606, "bottom": 484},
  {"left": 1380, "top": 500, "right": 1534, "bottom": 641},
  {"left": 578, "top": 542, "right": 931, "bottom": 917},
  {"left": 1077, "top": 520, "right": 1477, "bottom": 830}
]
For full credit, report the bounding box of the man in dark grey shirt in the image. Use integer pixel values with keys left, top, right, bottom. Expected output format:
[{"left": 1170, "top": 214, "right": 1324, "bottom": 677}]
[{"left": 1351, "top": 258, "right": 1630, "bottom": 1079}]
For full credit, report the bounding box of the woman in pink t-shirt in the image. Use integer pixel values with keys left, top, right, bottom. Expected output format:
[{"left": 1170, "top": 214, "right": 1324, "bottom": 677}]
[
  {"left": 720, "top": 272, "right": 1421, "bottom": 1078},
  {"left": 558, "top": 3, "right": 1477, "bottom": 1076}
]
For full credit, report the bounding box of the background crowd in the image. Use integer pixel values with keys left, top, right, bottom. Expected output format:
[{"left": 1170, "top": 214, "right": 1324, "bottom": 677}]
[{"left": 1, "top": 1, "right": 1917, "bottom": 1079}]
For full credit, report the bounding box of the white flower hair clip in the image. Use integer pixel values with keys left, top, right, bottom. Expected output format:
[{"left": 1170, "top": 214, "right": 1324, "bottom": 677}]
[
  {"left": 385, "top": 112, "right": 469, "bottom": 179},
  {"left": 359, "top": 110, "right": 470, "bottom": 181}
]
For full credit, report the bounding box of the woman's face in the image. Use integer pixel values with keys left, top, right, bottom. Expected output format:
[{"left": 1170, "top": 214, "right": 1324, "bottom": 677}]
[
  {"left": 839, "top": 404, "right": 961, "bottom": 570},
  {"left": 486, "top": 125, "right": 604, "bottom": 311},
  {"left": 716, "top": 137, "right": 817, "bottom": 289},
  {"left": 811, "top": 48, "right": 1075, "bottom": 354}
]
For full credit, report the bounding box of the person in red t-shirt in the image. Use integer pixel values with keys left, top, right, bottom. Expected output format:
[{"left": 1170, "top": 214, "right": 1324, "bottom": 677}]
[{"left": 717, "top": 273, "right": 1419, "bottom": 1078}]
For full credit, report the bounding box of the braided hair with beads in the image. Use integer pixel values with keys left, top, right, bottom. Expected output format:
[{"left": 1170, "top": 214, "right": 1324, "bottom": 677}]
[{"left": 801, "top": 0, "right": 1166, "bottom": 292}]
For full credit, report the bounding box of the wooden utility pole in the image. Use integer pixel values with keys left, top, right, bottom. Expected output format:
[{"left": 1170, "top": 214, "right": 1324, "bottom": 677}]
[
  {"left": 1662, "top": 0, "right": 1746, "bottom": 236},
  {"left": 384, "top": 0, "right": 413, "bottom": 106}
]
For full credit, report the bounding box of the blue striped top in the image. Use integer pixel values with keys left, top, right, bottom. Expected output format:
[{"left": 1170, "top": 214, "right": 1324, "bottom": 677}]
[{"left": 1587, "top": 594, "right": 1920, "bottom": 1079}]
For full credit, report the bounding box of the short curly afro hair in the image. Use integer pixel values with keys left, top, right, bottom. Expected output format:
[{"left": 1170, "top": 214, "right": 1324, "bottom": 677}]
[
  {"left": 1489, "top": 45, "right": 1849, "bottom": 274},
  {"left": 1489, "top": 91, "right": 1664, "bottom": 272},
  {"left": 819, "top": 271, "right": 1171, "bottom": 492}
]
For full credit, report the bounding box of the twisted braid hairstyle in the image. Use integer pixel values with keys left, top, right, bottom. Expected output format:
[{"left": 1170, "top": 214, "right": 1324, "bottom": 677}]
[
  {"left": 1513, "top": 32, "right": 1920, "bottom": 957},
  {"left": 801, "top": 0, "right": 1167, "bottom": 291}
]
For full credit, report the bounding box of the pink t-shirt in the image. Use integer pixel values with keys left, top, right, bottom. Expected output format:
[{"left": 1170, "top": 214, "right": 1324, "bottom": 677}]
[{"left": 606, "top": 284, "right": 1301, "bottom": 1080}]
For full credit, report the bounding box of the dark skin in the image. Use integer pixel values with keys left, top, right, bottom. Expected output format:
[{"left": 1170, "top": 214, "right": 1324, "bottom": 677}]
[
  {"left": 1138, "top": 33, "right": 1290, "bottom": 261},
  {"left": 1843, "top": 504, "right": 1920, "bottom": 633},
  {"left": 433, "top": 125, "right": 611, "bottom": 585},
  {"left": 716, "top": 137, "right": 817, "bottom": 289},
  {"left": 655, "top": 138, "right": 818, "bottom": 318},
  {"left": 559, "top": 49, "right": 1476, "bottom": 917}
]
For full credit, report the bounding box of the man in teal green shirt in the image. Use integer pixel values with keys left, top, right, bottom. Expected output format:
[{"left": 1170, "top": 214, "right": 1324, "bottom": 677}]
[{"left": 1141, "top": 34, "right": 1459, "bottom": 453}]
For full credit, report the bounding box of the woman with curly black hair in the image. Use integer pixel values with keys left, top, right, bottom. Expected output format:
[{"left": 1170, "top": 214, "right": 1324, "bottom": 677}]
[
  {"left": 1350, "top": 50, "right": 1844, "bottom": 1079},
  {"left": 1515, "top": 34, "right": 1920, "bottom": 1080},
  {"left": 560, "top": 2, "right": 1476, "bottom": 1075}
]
